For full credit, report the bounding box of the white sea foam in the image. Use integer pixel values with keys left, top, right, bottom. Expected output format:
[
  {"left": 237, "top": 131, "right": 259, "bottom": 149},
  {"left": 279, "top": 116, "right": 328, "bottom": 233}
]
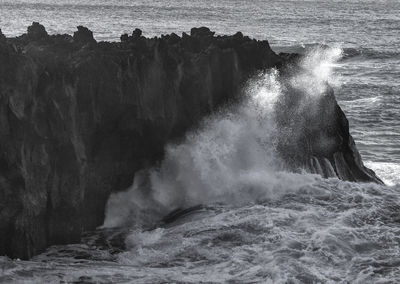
[
  {"left": 296, "top": 45, "right": 343, "bottom": 91},
  {"left": 365, "top": 161, "right": 400, "bottom": 186},
  {"left": 2, "top": 1, "right": 400, "bottom": 282}
]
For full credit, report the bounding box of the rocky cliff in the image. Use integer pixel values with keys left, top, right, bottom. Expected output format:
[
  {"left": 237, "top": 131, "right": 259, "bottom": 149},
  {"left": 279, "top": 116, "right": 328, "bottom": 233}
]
[
  {"left": 0, "top": 23, "right": 380, "bottom": 259},
  {"left": 275, "top": 53, "right": 382, "bottom": 183}
]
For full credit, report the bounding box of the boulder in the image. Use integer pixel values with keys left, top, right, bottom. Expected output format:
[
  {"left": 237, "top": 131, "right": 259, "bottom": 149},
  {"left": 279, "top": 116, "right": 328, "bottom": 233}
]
[
  {"left": 120, "top": 33, "right": 129, "bottom": 42},
  {"left": 27, "top": 22, "right": 48, "bottom": 40},
  {"left": 73, "top": 26, "right": 96, "bottom": 44},
  {"left": 132, "top": 28, "right": 142, "bottom": 38},
  {"left": 190, "top": 27, "right": 215, "bottom": 37},
  {"left": 0, "top": 29, "right": 6, "bottom": 42}
]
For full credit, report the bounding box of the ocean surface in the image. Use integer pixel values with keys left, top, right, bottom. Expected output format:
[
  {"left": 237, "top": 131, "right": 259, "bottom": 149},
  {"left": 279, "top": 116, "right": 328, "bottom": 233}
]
[{"left": 1, "top": 0, "right": 400, "bottom": 283}]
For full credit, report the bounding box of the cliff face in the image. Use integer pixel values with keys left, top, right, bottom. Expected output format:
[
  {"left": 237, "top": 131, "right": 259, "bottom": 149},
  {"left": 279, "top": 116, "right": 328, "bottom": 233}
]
[
  {"left": 273, "top": 53, "right": 382, "bottom": 183},
  {"left": 0, "top": 24, "right": 380, "bottom": 259},
  {"left": 0, "top": 24, "right": 281, "bottom": 259},
  {"left": 275, "top": 79, "right": 382, "bottom": 183}
]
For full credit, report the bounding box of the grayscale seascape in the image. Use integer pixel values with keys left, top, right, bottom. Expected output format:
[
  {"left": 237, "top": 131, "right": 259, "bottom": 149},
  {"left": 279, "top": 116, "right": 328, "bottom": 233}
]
[{"left": 0, "top": 0, "right": 399, "bottom": 283}]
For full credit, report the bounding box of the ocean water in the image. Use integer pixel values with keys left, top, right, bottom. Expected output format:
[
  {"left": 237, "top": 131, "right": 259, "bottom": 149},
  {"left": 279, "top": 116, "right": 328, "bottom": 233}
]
[{"left": 1, "top": 0, "right": 400, "bottom": 283}]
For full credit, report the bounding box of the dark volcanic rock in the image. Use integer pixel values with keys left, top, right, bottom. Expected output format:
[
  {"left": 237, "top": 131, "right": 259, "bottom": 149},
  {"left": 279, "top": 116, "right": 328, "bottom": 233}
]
[
  {"left": 0, "top": 25, "right": 381, "bottom": 260},
  {"left": 0, "top": 29, "right": 5, "bottom": 42},
  {"left": 0, "top": 25, "right": 281, "bottom": 259},
  {"left": 274, "top": 78, "right": 382, "bottom": 183},
  {"left": 73, "top": 26, "right": 96, "bottom": 44},
  {"left": 190, "top": 27, "right": 215, "bottom": 37},
  {"left": 120, "top": 33, "right": 129, "bottom": 42},
  {"left": 27, "top": 22, "right": 48, "bottom": 40},
  {"left": 132, "top": 28, "right": 142, "bottom": 38},
  {"left": 120, "top": 29, "right": 146, "bottom": 43}
]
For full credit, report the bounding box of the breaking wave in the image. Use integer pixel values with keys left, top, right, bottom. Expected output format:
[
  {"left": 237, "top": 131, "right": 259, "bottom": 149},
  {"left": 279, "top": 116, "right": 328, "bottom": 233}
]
[
  {"left": 2, "top": 46, "right": 399, "bottom": 284},
  {"left": 103, "top": 46, "right": 343, "bottom": 230}
]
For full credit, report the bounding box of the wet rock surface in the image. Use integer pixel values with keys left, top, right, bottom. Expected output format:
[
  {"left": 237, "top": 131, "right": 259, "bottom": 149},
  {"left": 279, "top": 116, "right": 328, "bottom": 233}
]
[{"left": 0, "top": 23, "right": 380, "bottom": 259}]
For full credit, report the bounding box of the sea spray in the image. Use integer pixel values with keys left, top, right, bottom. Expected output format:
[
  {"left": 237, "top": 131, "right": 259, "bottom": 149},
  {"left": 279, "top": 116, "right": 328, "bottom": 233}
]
[
  {"left": 103, "top": 46, "right": 345, "bottom": 230},
  {"left": 1, "top": 44, "right": 398, "bottom": 284}
]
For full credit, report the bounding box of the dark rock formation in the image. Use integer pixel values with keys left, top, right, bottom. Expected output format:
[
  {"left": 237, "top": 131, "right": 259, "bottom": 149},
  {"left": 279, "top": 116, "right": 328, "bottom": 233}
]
[
  {"left": 0, "top": 24, "right": 281, "bottom": 259},
  {"left": 120, "top": 33, "right": 129, "bottom": 42},
  {"left": 190, "top": 27, "right": 215, "bottom": 38},
  {"left": 73, "top": 26, "right": 96, "bottom": 44},
  {"left": 120, "top": 28, "right": 145, "bottom": 43},
  {"left": 0, "top": 29, "right": 5, "bottom": 42},
  {"left": 275, "top": 80, "right": 382, "bottom": 183},
  {"left": 274, "top": 56, "right": 382, "bottom": 183},
  {"left": 0, "top": 24, "right": 381, "bottom": 259},
  {"left": 26, "top": 22, "right": 48, "bottom": 41},
  {"left": 131, "top": 28, "right": 142, "bottom": 38}
]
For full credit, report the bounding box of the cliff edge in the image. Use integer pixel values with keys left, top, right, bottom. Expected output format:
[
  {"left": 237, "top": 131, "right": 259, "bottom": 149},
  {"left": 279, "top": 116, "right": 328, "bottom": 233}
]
[{"left": 0, "top": 23, "right": 381, "bottom": 259}]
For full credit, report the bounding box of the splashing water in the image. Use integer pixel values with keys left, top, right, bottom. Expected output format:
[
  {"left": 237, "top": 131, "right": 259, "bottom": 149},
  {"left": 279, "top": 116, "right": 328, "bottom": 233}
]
[
  {"left": 103, "top": 46, "right": 344, "bottom": 229},
  {"left": 300, "top": 45, "right": 343, "bottom": 88},
  {"left": 2, "top": 46, "right": 400, "bottom": 284}
]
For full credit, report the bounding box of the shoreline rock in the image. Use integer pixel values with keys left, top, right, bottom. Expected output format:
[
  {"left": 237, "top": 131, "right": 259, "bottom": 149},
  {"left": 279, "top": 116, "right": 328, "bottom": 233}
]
[{"left": 0, "top": 23, "right": 381, "bottom": 259}]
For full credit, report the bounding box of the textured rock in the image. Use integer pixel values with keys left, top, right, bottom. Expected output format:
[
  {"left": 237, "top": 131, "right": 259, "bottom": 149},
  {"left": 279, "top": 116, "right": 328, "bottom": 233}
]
[
  {"left": 73, "top": 26, "right": 96, "bottom": 44},
  {"left": 274, "top": 61, "right": 382, "bottom": 183},
  {"left": 131, "top": 28, "right": 142, "bottom": 38},
  {"left": 0, "top": 29, "right": 5, "bottom": 42},
  {"left": 190, "top": 27, "right": 215, "bottom": 37},
  {"left": 0, "top": 25, "right": 381, "bottom": 260},
  {"left": 0, "top": 26, "right": 281, "bottom": 259},
  {"left": 120, "top": 33, "right": 129, "bottom": 42},
  {"left": 27, "top": 22, "right": 48, "bottom": 40}
]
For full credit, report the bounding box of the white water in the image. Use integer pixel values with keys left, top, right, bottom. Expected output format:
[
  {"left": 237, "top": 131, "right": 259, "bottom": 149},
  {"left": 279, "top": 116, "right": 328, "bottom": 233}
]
[
  {"left": 365, "top": 161, "right": 400, "bottom": 186},
  {"left": 95, "top": 46, "right": 398, "bottom": 283},
  {"left": 103, "top": 46, "right": 343, "bottom": 230},
  {"left": 1, "top": 0, "right": 400, "bottom": 282}
]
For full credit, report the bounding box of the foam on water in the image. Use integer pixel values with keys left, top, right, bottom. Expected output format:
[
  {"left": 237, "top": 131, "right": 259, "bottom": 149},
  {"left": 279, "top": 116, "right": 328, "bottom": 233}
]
[
  {"left": 115, "top": 178, "right": 400, "bottom": 283},
  {"left": 365, "top": 161, "right": 400, "bottom": 186},
  {"left": 1, "top": 1, "right": 400, "bottom": 280},
  {"left": 2, "top": 179, "right": 400, "bottom": 283}
]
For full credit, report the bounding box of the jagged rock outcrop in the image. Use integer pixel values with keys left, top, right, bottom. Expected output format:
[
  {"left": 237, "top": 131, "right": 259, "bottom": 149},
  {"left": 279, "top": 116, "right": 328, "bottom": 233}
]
[
  {"left": 277, "top": 87, "right": 382, "bottom": 182},
  {"left": 73, "top": 26, "right": 96, "bottom": 44},
  {"left": 275, "top": 56, "right": 382, "bottom": 183},
  {"left": 0, "top": 23, "right": 380, "bottom": 259},
  {"left": 0, "top": 24, "right": 281, "bottom": 259},
  {"left": 0, "top": 29, "right": 6, "bottom": 42},
  {"left": 26, "top": 22, "right": 48, "bottom": 41}
]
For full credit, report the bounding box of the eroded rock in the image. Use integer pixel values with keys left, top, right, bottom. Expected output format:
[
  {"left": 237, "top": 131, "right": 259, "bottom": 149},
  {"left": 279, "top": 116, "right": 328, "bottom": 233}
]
[
  {"left": 0, "top": 26, "right": 281, "bottom": 259},
  {"left": 27, "top": 22, "right": 48, "bottom": 40},
  {"left": 73, "top": 26, "right": 96, "bottom": 44},
  {"left": 0, "top": 26, "right": 381, "bottom": 260},
  {"left": 0, "top": 29, "right": 6, "bottom": 42},
  {"left": 132, "top": 28, "right": 142, "bottom": 38},
  {"left": 190, "top": 27, "right": 215, "bottom": 37}
]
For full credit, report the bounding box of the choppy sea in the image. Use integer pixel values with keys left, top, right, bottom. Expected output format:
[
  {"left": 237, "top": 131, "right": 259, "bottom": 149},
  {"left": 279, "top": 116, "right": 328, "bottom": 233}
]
[{"left": 1, "top": 0, "right": 399, "bottom": 283}]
